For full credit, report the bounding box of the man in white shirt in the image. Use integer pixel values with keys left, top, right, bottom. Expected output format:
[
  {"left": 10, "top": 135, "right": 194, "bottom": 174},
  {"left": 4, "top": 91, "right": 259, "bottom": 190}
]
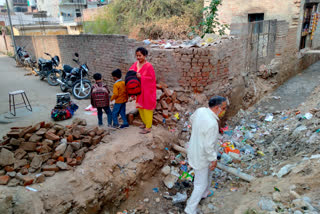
[{"left": 185, "top": 96, "right": 227, "bottom": 214}]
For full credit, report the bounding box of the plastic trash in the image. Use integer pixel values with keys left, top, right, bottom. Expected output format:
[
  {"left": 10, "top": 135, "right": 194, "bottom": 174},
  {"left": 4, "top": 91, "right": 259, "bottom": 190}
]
[
  {"left": 265, "top": 114, "right": 274, "bottom": 122},
  {"left": 230, "top": 187, "right": 238, "bottom": 192},
  {"left": 164, "top": 43, "right": 172, "bottom": 49},
  {"left": 221, "top": 153, "right": 233, "bottom": 164},
  {"left": 305, "top": 112, "right": 313, "bottom": 120},
  {"left": 245, "top": 131, "right": 254, "bottom": 139},
  {"left": 310, "top": 154, "right": 320, "bottom": 159},
  {"left": 272, "top": 96, "right": 281, "bottom": 100},
  {"left": 174, "top": 113, "right": 180, "bottom": 120},
  {"left": 184, "top": 36, "right": 201, "bottom": 47},
  {"left": 257, "top": 151, "right": 265, "bottom": 156},
  {"left": 143, "top": 39, "right": 151, "bottom": 45},
  {"left": 258, "top": 198, "right": 276, "bottom": 211},
  {"left": 276, "top": 164, "right": 295, "bottom": 178},
  {"left": 179, "top": 172, "right": 193, "bottom": 181},
  {"left": 172, "top": 191, "right": 188, "bottom": 204},
  {"left": 243, "top": 144, "right": 255, "bottom": 155},
  {"left": 180, "top": 165, "right": 188, "bottom": 172},
  {"left": 26, "top": 186, "right": 38, "bottom": 192},
  {"left": 153, "top": 188, "right": 159, "bottom": 193}
]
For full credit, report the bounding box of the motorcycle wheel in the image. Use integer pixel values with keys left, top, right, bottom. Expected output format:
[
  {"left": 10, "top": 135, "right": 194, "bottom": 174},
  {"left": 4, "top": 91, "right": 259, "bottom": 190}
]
[
  {"left": 39, "top": 73, "right": 45, "bottom": 80},
  {"left": 60, "top": 82, "right": 68, "bottom": 92},
  {"left": 16, "top": 58, "right": 24, "bottom": 67},
  {"left": 47, "top": 70, "right": 61, "bottom": 86},
  {"left": 72, "top": 79, "right": 92, "bottom": 100}
]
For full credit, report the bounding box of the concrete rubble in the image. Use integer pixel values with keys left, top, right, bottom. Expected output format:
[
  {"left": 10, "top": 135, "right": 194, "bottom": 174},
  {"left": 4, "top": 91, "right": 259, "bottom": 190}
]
[{"left": 0, "top": 118, "right": 110, "bottom": 187}]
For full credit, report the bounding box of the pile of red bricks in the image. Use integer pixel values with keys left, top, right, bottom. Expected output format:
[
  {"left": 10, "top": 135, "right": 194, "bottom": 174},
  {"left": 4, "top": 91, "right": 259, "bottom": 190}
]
[
  {"left": 153, "top": 82, "right": 187, "bottom": 127},
  {"left": 0, "top": 118, "right": 109, "bottom": 186}
]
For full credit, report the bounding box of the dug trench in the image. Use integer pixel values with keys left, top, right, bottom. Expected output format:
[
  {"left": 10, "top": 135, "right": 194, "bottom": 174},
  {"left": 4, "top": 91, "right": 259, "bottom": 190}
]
[{"left": 0, "top": 125, "right": 175, "bottom": 214}]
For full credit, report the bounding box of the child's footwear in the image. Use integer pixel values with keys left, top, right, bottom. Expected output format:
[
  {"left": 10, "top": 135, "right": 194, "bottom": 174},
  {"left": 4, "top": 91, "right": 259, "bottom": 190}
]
[{"left": 120, "top": 124, "right": 129, "bottom": 129}]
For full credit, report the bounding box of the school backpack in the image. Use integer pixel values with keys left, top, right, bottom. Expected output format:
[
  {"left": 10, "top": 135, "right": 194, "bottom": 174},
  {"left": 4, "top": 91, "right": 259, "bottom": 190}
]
[
  {"left": 125, "top": 70, "right": 141, "bottom": 96},
  {"left": 51, "top": 102, "right": 78, "bottom": 121},
  {"left": 91, "top": 83, "right": 109, "bottom": 107}
]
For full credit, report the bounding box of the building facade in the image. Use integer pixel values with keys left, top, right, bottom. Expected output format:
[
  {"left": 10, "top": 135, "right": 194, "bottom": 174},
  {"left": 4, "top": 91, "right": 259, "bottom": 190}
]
[
  {"left": 37, "top": 0, "right": 108, "bottom": 23},
  {"left": 8, "top": 0, "right": 28, "bottom": 12},
  {"left": 204, "top": 0, "right": 320, "bottom": 50}
]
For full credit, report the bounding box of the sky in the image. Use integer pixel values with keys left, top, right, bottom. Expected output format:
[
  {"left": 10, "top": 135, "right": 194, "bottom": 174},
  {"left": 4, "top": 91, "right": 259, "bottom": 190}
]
[{"left": 0, "top": 0, "right": 5, "bottom": 6}]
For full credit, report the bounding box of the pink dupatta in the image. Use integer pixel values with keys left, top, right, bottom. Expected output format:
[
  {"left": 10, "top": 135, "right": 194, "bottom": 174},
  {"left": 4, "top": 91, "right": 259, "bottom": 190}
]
[{"left": 129, "top": 61, "right": 157, "bottom": 110}]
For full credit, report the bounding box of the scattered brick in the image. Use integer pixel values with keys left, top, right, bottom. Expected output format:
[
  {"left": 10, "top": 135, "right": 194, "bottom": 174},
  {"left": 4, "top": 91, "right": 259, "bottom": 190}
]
[
  {"left": 57, "top": 130, "right": 65, "bottom": 136},
  {"left": 35, "top": 173, "right": 45, "bottom": 183},
  {"left": 9, "top": 138, "right": 21, "bottom": 147},
  {"left": 67, "top": 135, "right": 73, "bottom": 142},
  {"left": 20, "top": 168, "right": 29, "bottom": 175},
  {"left": 46, "top": 159, "right": 56, "bottom": 165},
  {"left": 0, "top": 148, "right": 15, "bottom": 167},
  {"left": 0, "top": 175, "right": 10, "bottom": 185},
  {"left": 66, "top": 158, "right": 77, "bottom": 167},
  {"left": 165, "top": 97, "right": 172, "bottom": 104},
  {"left": 44, "top": 122, "right": 54, "bottom": 129},
  {"left": 30, "top": 155, "right": 43, "bottom": 170},
  {"left": 14, "top": 159, "right": 28, "bottom": 169},
  {"left": 57, "top": 156, "right": 64, "bottom": 162},
  {"left": 24, "top": 133, "right": 33, "bottom": 141},
  {"left": 4, "top": 166, "right": 14, "bottom": 172},
  {"left": 45, "top": 132, "right": 60, "bottom": 141},
  {"left": 160, "top": 100, "right": 168, "bottom": 109},
  {"left": 35, "top": 128, "right": 47, "bottom": 136},
  {"left": 22, "top": 176, "right": 34, "bottom": 186},
  {"left": 19, "top": 142, "right": 37, "bottom": 152},
  {"left": 91, "top": 136, "right": 102, "bottom": 145},
  {"left": 43, "top": 171, "right": 55, "bottom": 177},
  {"left": 42, "top": 165, "right": 59, "bottom": 172},
  {"left": 56, "top": 161, "right": 69, "bottom": 170},
  {"left": 162, "top": 110, "right": 169, "bottom": 119}
]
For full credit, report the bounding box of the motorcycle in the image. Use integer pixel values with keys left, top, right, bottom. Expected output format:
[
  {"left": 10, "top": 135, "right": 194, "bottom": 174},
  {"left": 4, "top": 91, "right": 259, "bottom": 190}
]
[
  {"left": 57, "top": 53, "right": 92, "bottom": 100},
  {"left": 33, "top": 52, "right": 61, "bottom": 86},
  {"left": 16, "top": 46, "right": 36, "bottom": 68}
]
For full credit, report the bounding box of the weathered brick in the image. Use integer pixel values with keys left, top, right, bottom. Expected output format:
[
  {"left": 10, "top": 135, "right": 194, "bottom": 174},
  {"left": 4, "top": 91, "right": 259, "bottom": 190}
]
[{"left": 0, "top": 175, "right": 10, "bottom": 185}]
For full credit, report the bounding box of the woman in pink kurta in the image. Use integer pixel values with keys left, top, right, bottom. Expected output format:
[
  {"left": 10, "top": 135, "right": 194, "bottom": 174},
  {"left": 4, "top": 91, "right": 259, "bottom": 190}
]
[{"left": 129, "top": 47, "right": 156, "bottom": 134}]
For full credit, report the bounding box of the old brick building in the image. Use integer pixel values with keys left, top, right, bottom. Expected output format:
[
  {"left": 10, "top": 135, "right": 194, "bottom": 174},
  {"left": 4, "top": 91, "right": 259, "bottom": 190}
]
[{"left": 205, "top": 0, "right": 320, "bottom": 50}]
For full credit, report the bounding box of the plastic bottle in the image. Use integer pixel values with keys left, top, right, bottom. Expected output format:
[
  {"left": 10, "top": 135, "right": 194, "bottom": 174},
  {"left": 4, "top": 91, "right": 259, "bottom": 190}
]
[{"left": 221, "top": 153, "right": 233, "bottom": 164}]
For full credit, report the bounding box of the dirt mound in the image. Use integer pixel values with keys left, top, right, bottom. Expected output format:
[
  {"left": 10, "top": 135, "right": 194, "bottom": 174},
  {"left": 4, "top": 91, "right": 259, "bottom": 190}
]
[{"left": 0, "top": 126, "right": 175, "bottom": 214}]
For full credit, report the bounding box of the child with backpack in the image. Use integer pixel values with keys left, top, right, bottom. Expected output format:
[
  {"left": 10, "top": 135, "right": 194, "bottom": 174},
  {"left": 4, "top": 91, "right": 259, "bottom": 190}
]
[
  {"left": 111, "top": 69, "right": 129, "bottom": 129},
  {"left": 91, "top": 73, "right": 112, "bottom": 127}
]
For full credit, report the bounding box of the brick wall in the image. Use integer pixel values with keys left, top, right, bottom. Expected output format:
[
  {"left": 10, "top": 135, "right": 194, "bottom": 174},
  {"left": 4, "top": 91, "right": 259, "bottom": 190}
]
[{"left": 0, "top": 21, "right": 319, "bottom": 115}]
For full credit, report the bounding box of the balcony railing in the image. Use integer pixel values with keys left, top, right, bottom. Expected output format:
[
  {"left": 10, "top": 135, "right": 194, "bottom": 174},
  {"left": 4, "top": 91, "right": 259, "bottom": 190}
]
[{"left": 59, "top": 0, "right": 87, "bottom": 5}]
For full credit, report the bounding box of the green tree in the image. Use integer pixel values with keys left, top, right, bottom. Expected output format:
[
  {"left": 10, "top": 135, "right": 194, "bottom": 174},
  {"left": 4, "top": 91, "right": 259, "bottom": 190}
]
[
  {"left": 191, "top": 0, "right": 228, "bottom": 38},
  {"left": 84, "top": 0, "right": 204, "bottom": 39}
]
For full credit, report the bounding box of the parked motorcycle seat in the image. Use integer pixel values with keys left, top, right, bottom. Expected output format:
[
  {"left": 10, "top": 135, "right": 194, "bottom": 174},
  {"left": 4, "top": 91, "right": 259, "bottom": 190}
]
[
  {"left": 63, "top": 64, "right": 73, "bottom": 73},
  {"left": 38, "top": 58, "right": 51, "bottom": 64}
]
